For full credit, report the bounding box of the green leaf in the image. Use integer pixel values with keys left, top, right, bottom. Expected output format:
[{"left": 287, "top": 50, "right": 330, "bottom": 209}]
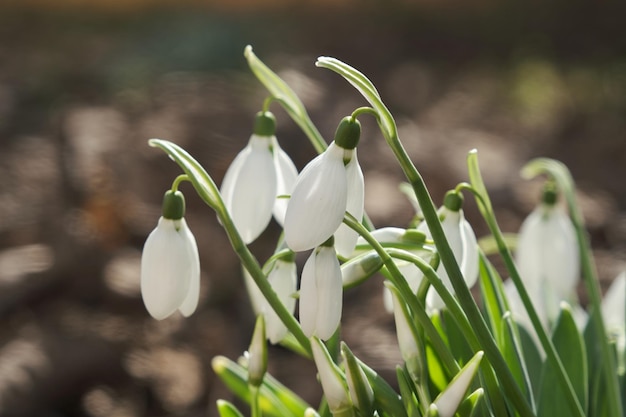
[
  {"left": 456, "top": 388, "right": 484, "bottom": 417},
  {"left": 315, "top": 57, "right": 397, "bottom": 144},
  {"left": 396, "top": 366, "right": 421, "bottom": 417},
  {"left": 516, "top": 322, "right": 543, "bottom": 401},
  {"left": 244, "top": 45, "right": 326, "bottom": 153},
  {"left": 217, "top": 400, "right": 245, "bottom": 417},
  {"left": 441, "top": 308, "right": 474, "bottom": 365},
  {"left": 212, "top": 355, "right": 310, "bottom": 417},
  {"left": 360, "top": 361, "right": 409, "bottom": 417},
  {"left": 149, "top": 138, "right": 221, "bottom": 209},
  {"left": 477, "top": 252, "right": 507, "bottom": 344},
  {"left": 537, "top": 304, "right": 588, "bottom": 416},
  {"left": 500, "top": 313, "right": 536, "bottom": 410}
]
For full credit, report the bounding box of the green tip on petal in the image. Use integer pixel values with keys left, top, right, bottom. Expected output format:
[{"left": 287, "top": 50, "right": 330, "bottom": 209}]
[
  {"left": 162, "top": 190, "right": 185, "bottom": 219},
  {"left": 253, "top": 111, "right": 276, "bottom": 136},
  {"left": 443, "top": 190, "right": 463, "bottom": 212},
  {"left": 334, "top": 116, "right": 361, "bottom": 150}
]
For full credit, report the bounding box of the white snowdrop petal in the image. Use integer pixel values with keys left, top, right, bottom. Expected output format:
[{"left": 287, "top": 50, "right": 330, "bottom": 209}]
[
  {"left": 265, "top": 260, "right": 297, "bottom": 344},
  {"left": 284, "top": 143, "right": 348, "bottom": 252},
  {"left": 299, "top": 251, "right": 319, "bottom": 338},
  {"left": 243, "top": 266, "right": 264, "bottom": 315},
  {"left": 141, "top": 218, "right": 192, "bottom": 320},
  {"left": 391, "top": 289, "right": 419, "bottom": 365},
  {"left": 272, "top": 138, "right": 299, "bottom": 226},
  {"left": 334, "top": 151, "right": 365, "bottom": 258},
  {"left": 543, "top": 208, "right": 579, "bottom": 298},
  {"left": 312, "top": 247, "right": 343, "bottom": 340},
  {"left": 460, "top": 215, "right": 479, "bottom": 288},
  {"left": 221, "top": 135, "right": 277, "bottom": 244},
  {"left": 427, "top": 209, "right": 464, "bottom": 310},
  {"left": 516, "top": 205, "right": 579, "bottom": 301},
  {"left": 178, "top": 219, "right": 201, "bottom": 317},
  {"left": 516, "top": 207, "right": 552, "bottom": 291},
  {"left": 602, "top": 271, "right": 626, "bottom": 331}
]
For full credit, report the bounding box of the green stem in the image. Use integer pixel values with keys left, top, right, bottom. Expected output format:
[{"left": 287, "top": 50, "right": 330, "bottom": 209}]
[
  {"left": 250, "top": 385, "right": 261, "bottom": 417},
  {"left": 522, "top": 158, "right": 623, "bottom": 417},
  {"left": 343, "top": 213, "right": 460, "bottom": 378},
  {"left": 171, "top": 174, "right": 189, "bottom": 191},
  {"left": 467, "top": 152, "right": 586, "bottom": 417}
]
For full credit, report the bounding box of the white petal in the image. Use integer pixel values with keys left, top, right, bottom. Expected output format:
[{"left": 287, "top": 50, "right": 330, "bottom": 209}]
[
  {"left": 602, "top": 271, "right": 626, "bottom": 352},
  {"left": 264, "top": 260, "right": 297, "bottom": 344},
  {"left": 460, "top": 214, "right": 479, "bottom": 288},
  {"left": 243, "top": 266, "right": 265, "bottom": 315},
  {"left": 284, "top": 142, "right": 347, "bottom": 252},
  {"left": 271, "top": 138, "right": 298, "bottom": 226},
  {"left": 516, "top": 205, "right": 579, "bottom": 303},
  {"left": 334, "top": 151, "right": 365, "bottom": 258},
  {"left": 299, "top": 251, "right": 319, "bottom": 338},
  {"left": 177, "top": 219, "right": 201, "bottom": 317},
  {"left": 390, "top": 289, "right": 419, "bottom": 366},
  {"left": 221, "top": 135, "right": 277, "bottom": 244},
  {"left": 313, "top": 247, "right": 343, "bottom": 340},
  {"left": 141, "top": 218, "right": 192, "bottom": 320},
  {"left": 426, "top": 209, "right": 464, "bottom": 310}
]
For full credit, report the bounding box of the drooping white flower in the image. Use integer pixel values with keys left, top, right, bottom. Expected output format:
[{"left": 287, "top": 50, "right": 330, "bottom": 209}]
[
  {"left": 272, "top": 136, "right": 298, "bottom": 226},
  {"left": 514, "top": 191, "right": 579, "bottom": 326},
  {"left": 602, "top": 271, "right": 626, "bottom": 355},
  {"left": 334, "top": 151, "right": 365, "bottom": 258},
  {"left": 242, "top": 257, "right": 297, "bottom": 344},
  {"left": 262, "top": 258, "right": 297, "bottom": 344},
  {"left": 221, "top": 133, "right": 275, "bottom": 244},
  {"left": 141, "top": 190, "right": 200, "bottom": 320},
  {"left": 220, "top": 111, "right": 297, "bottom": 244},
  {"left": 299, "top": 241, "right": 343, "bottom": 340},
  {"left": 418, "top": 192, "right": 479, "bottom": 311},
  {"left": 284, "top": 117, "right": 363, "bottom": 254}
]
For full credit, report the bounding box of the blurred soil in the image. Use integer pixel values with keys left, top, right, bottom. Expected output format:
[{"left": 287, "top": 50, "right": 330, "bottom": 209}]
[{"left": 0, "top": 3, "right": 626, "bottom": 416}]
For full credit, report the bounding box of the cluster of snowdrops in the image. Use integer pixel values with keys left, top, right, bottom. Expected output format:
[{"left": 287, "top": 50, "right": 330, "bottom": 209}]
[{"left": 139, "top": 46, "right": 626, "bottom": 417}]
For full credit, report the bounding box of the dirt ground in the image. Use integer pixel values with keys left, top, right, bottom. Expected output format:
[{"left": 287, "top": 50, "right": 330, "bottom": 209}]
[{"left": 0, "top": 4, "right": 625, "bottom": 417}]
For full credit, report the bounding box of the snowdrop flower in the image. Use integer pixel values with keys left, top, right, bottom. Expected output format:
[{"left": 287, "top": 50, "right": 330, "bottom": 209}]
[
  {"left": 242, "top": 255, "right": 297, "bottom": 344},
  {"left": 220, "top": 111, "right": 297, "bottom": 244},
  {"left": 299, "top": 237, "right": 343, "bottom": 340},
  {"left": 141, "top": 190, "right": 200, "bottom": 320},
  {"left": 418, "top": 191, "right": 479, "bottom": 311},
  {"left": 512, "top": 184, "right": 579, "bottom": 327},
  {"left": 262, "top": 257, "right": 297, "bottom": 344},
  {"left": 602, "top": 271, "right": 625, "bottom": 355},
  {"left": 284, "top": 116, "right": 364, "bottom": 256},
  {"left": 310, "top": 337, "right": 354, "bottom": 417}
]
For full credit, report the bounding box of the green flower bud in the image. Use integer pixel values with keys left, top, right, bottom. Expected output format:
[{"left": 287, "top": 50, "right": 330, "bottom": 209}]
[
  {"left": 162, "top": 190, "right": 185, "bottom": 220},
  {"left": 443, "top": 190, "right": 463, "bottom": 212},
  {"left": 334, "top": 116, "right": 361, "bottom": 150},
  {"left": 253, "top": 111, "right": 276, "bottom": 136}
]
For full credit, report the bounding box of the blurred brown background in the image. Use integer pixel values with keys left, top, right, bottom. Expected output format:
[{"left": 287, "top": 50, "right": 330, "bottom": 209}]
[{"left": 1, "top": 1, "right": 625, "bottom": 416}]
